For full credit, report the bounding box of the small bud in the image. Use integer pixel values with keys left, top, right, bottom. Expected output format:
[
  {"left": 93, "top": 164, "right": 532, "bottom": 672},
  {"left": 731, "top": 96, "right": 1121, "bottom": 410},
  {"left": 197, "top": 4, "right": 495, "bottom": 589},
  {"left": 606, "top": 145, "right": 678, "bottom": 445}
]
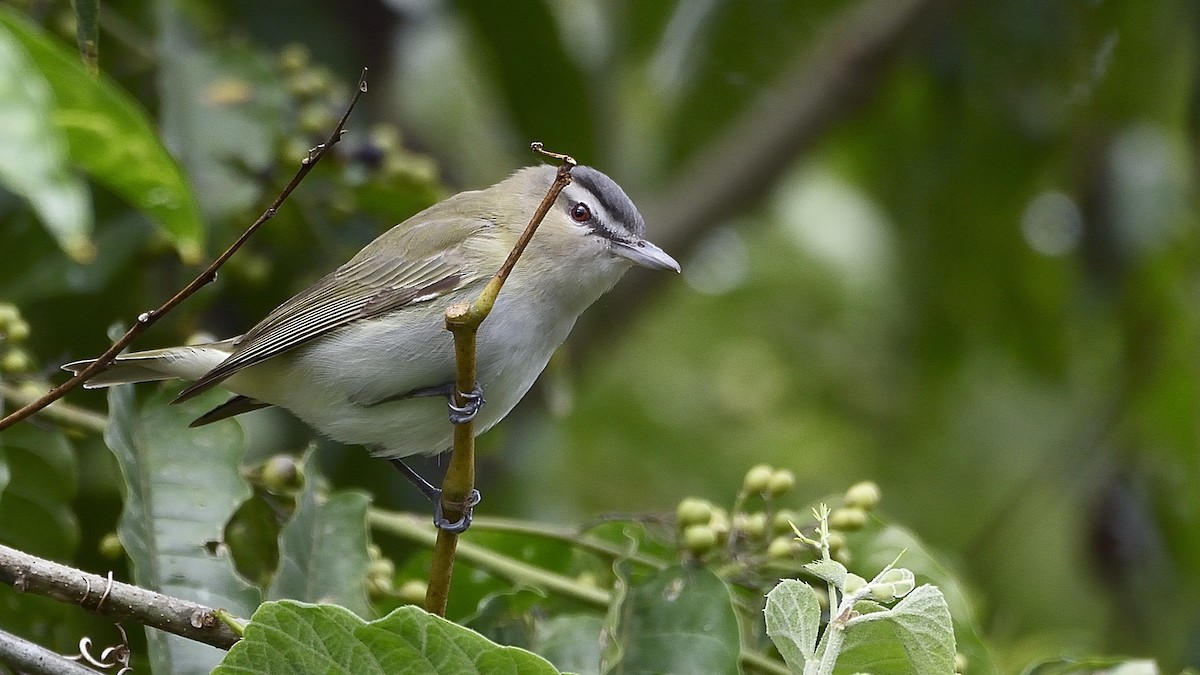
[
  {"left": 766, "top": 469, "right": 795, "bottom": 497},
  {"left": 743, "top": 512, "right": 767, "bottom": 538},
  {"left": 829, "top": 507, "right": 868, "bottom": 531},
  {"left": 870, "top": 582, "right": 897, "bottom": 602},
  {"left": 772, "top": 509, "right": 798, "bottom": 534},
  {"left": 842, "top": 573, "right": 867, "bottom": 595},
  {"left": 954, "top": 653, "right": 968, "bottom": 673},
  {"left": 676, "top": 498, "right": 714, "bottom": 527},
  {"left": 767, "top": 535, "right": 795, "bottom": 560},
  {"left": 397, "top": 580, "right": 427, "bottom": 605},
  {"left": 98, "top": 533, "right": 124, "bottom": 560},
  {"left": 743, "top": 464, "right": 774, "bottom": 494},
  {"left": 683, "top": 524, "right": 718, "bottom": 555},
  {"left": 877, "top": 568, "right": 915, "bottom": 597},
  {"left": 368, "top": 556, "right": 395, "bottom": 580},
  {"left": 833, "top": 548, "right": 852, "bottom": 566},
  {"left": 5, "top": 319, "right": 30, "bottom": 342},
  {"left": 844, "top": 481, "right": 881, "bottom": 510}
]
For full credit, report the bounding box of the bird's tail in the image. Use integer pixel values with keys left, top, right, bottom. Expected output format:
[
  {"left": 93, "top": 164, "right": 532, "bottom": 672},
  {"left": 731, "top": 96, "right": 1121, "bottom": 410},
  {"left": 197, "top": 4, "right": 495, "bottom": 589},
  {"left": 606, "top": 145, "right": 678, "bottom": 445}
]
[{"left": 61, "top": 340, "right": 237, "bottom": 388}]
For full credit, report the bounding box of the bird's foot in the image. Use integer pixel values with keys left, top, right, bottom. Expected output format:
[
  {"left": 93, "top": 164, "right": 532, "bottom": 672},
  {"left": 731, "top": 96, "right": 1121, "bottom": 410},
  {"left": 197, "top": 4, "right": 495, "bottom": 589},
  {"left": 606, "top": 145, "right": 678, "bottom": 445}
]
[
  {"left": 432, "top": 488, "right": 482, "bottom": 533},
  {"left": 448, "top": 383, "right": 485, "bottom": 425}
]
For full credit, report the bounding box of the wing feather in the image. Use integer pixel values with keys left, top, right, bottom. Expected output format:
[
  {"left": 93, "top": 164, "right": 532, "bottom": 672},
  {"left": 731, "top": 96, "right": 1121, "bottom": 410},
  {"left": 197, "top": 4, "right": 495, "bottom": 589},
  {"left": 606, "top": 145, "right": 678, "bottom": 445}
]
[{"left": 174, "top": 217, "right": 494, "bottom": 402}]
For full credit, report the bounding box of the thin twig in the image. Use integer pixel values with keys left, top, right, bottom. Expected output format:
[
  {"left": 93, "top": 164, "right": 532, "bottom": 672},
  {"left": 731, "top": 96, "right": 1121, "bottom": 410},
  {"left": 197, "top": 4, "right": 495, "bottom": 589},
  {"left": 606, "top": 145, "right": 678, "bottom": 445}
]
[
  {"left": 0, "top": 69, "right": 370, "bottom": 433},
  {"left": 424, "top": 144, "right": 577, "bottom": 617},
  {"left": 0, "top": 544, "right": 242, "bottom": 650},
  {"left": 0, "top": 627, "right": 97, "bottom": 675}
]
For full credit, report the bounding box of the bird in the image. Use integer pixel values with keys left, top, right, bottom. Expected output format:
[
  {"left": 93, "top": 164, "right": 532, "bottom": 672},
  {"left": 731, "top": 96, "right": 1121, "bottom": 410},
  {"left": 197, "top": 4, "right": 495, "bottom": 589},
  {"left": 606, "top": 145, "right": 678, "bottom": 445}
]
[{"left": 64, "top": 164, "right": 679, "bottom": 530}]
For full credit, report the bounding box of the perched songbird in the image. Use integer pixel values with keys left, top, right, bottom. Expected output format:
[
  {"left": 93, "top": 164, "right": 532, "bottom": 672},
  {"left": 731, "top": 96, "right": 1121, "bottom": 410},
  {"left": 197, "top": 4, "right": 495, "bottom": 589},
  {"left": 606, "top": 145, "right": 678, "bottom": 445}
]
[{"left": 64, "top": 164, "right": 679, "bottom": 530}]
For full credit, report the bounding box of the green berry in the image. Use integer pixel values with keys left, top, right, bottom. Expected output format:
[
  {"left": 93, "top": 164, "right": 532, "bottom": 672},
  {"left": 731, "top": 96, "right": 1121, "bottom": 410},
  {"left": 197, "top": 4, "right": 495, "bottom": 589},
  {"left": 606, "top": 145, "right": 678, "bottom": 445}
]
[
  {"left": 6, "top": 319, "right": 30, "bottom": 342},
  {"left": 766, "top": 469, "right": 795, "bottom": 497},
  {"left": 98, "top": 533, "right": 124, "bottom": 560},
  {"left": 278, "top": 44, "right": 310, "bottom": 74},
  {"left": 398, "top": 580, "right": 427, "bottom": 605},
  {"left": 842, "top": 573, "right": 866, "bottom": 595},
  {"left": 676, "top": 498, "right": 714, "bottom": 527},
  {"left": 0, "top": 304, "right": 19, "bottom": 329},
  {"left": 2, "top": 348, "right": 31, "bottom": 373},
  {"left": 709, "top": 508, "right": 730, "bottom": 539},
  {"left": 844, "top": 481, "right": 881, "bottom": 510},
  {"left": 829, "top": 506, "right": 868, "bottom": 531},
  {"left": 683, "top": 524, "right": 718, "bottom": 555},
  {"left": 744, "top": 512, "right": 767, "bottom": 538},
  {"left": 825, "top": 531, "right": 846, "bottom": 552},
  {"left": 766, "top": 535, "right": 795, "bottom": 560},
  {"left": 261, "top": 455, "right": 304, "bottom": 494},
  {"left": 743, "top": 464, "right": 774, "bottom": 493},
  {"left": 772, "top": 509, "right": 798, "bottom": 534}
]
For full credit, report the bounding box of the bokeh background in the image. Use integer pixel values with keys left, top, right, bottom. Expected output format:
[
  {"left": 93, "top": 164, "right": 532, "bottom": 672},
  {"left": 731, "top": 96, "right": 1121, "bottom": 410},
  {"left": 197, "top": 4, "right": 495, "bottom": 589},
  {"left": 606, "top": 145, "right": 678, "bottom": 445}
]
[{"left": 2, "top": 0, "right": 1199, "bottom": 671}]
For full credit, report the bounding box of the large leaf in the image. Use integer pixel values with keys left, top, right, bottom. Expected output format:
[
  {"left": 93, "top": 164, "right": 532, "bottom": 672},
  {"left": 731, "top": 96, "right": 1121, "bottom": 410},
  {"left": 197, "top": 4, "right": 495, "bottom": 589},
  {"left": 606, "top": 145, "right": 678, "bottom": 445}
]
[
  {"left": 267, "top": 485, "right": 372, "bottom": 616},
  {"left": 0, "top": 23, "right": 92, "bottom": 261},
  {"left": 0, "top": 7, "right": 205, "bottom": 261},
  {"left": 106, "top": 386, "right": 260, "bottom": 674},
  {"left": 214, "top": 601, "right": 561, "bottom": 674},
  {"left": 601, "top": 563, "right": 741, "bottom": 675}
]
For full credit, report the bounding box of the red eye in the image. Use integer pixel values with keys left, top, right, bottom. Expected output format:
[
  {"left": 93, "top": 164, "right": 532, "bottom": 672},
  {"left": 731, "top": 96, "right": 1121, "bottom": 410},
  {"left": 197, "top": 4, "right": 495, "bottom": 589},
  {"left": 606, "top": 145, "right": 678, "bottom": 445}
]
[{"left": 570, "top": 202, "right": 592, "bottom": 222}]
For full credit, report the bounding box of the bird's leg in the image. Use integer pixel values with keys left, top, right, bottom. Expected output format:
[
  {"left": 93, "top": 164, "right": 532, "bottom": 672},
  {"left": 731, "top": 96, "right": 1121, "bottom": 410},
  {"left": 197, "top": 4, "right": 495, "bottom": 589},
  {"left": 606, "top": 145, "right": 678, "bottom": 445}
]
[{"left": 388, "top": 458, "right": 482, "bottom": 533}]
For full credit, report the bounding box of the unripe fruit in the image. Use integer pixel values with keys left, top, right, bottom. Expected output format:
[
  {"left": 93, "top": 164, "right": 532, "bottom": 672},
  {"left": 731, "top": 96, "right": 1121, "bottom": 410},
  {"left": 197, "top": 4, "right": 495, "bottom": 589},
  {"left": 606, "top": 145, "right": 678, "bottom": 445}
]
[
  {"left": 2, "top": 348, "right": 31, "bottom": 372},
  {"left": 261, "top": 454, "right": 304, "bottom": 493},
  {"left": 6, "top": 319, "right": 30, "bottom": 342},
  {"left": 398, "top": 580, "right": 427, "bottom": 605},
  {"left": 772, "top": 509, "right": 798, "bottom": 534},
  {"left": 743, "top": 512, "right": 767, "bottom": 538},
  {"left": 844, "top": 481, "right": 881, "bottom": 510},
  {"left": 683, "top": 524, "right": 718, "bottom": 555},
  {"left": 98, "top": 533, "right": 124, "bottom": 560},
  {"left": 829, "top": 507, "right": 868, "bottom": 531},
  {"left": 766, "top": 469, "right": 795, "bottom": 497},
  {"left": 676, "top": 498, "right": 714, "bottom": 527},
  {"left": 767, "top": 535, "right": 795, "bottom": 560},
  {"left": 743, "top": 464, "right": 774, "bottom": 493}
]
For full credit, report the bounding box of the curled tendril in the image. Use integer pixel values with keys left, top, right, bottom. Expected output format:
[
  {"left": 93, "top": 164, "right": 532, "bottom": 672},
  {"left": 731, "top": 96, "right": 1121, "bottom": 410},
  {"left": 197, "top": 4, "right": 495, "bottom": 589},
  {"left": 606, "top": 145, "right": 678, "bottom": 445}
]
[{"left": 66, "top": 623, "right": 132, "bottom": 674}]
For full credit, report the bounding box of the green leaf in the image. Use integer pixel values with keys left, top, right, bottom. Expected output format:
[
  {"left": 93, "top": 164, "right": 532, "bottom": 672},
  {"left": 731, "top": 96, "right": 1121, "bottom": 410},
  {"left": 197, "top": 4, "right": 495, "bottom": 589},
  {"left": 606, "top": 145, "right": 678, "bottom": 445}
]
[
  {"left": 214, "top": 601, "right": 561, "bottom": 674},
  {"left": 601, "top": 564, "right": 740, "bottom": 675},
  {"left": 532, "top": 614, "right": 604, "bottom": 675},
  {"left": 804, "top": 558, "right": 848, "bottom": 588},
  {"left": 0, "top": 7, "right": 205, "bottom": 262},
  {"left": 268, "top": 486, "right": 372, "bottom": 617},
  {"left": 0, "top": 424, "right": 79, "bottom": 560},
  {"left": 156, "top": 2, "right": 283, "bottom": 224},
  {"left": 1023, "top": 657, "right": 1162, "bottom": 675},
  {"left": 764, "top": 579, "right": 821, "bottom": 672},
  {"left": 106, "top": 386, "right": 260, "bottom": 674},
  {"left": 836, "top": 584, "right": 955, "bottom": 675},
  {"left": 0, "top": 23, "right": 92, "bottom": 262}
]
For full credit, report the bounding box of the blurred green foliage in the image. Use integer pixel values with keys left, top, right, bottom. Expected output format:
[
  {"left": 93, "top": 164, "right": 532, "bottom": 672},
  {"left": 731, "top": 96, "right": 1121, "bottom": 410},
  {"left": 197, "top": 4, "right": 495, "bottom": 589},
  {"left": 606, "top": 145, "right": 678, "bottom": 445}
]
[{"left": 2, "top": 0, "right": 1200, "bottom": 671}]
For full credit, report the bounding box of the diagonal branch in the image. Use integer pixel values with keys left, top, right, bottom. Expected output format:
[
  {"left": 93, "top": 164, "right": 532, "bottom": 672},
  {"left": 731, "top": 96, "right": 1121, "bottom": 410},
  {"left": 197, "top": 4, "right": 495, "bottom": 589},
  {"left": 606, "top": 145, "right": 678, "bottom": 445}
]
[
  {"left": 0, "top": 69, "right": 370, "bottom": 433},
  {"left": 423, "top": 143, "right": 577, "bottom": 617}
]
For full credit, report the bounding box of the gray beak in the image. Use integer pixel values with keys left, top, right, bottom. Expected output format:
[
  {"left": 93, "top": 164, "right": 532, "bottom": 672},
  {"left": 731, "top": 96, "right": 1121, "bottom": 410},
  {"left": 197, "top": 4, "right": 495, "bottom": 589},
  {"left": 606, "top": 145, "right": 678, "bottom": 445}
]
[{"left": 612, "top": 238, "right": 681, "bottom": 272}]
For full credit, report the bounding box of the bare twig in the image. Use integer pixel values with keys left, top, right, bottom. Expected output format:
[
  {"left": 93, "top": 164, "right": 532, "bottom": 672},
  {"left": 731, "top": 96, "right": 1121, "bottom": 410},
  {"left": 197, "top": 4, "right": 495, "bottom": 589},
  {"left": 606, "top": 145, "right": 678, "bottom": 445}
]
[
  {"left": 0, "top": 544, "right": 242, "bottom": 650},
  {"left": 0, "top": 69, "right": 370, "bottom": 432},
  {"left": 0, "top": 627, "right": 97, "bottom": 675},
  {"left": 424, "top": 143, "right": 577, "bottom": 617}
]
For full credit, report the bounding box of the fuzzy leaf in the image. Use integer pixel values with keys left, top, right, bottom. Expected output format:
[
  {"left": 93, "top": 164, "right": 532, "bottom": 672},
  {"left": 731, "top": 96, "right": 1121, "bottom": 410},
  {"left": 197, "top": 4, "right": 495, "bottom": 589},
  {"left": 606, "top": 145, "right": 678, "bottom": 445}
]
[
  {"left": 764, "top": 579, "right": 822, "bottom": 672},
  {"left": 214, "top": 601, "right": 561, "bottom": 674},
  {"left": 837, "top": 584, "right": 955, "bottom": 675}
]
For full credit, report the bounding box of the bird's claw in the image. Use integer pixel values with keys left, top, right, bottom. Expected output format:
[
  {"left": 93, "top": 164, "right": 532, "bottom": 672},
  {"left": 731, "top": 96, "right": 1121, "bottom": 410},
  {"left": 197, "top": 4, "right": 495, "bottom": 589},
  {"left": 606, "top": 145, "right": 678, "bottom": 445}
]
[
  {"left": 432, "top": 489, "right": 482, "bottom": 533},
  {"left": 448, "top": 384, "right": 485, "bottom": 425}
]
